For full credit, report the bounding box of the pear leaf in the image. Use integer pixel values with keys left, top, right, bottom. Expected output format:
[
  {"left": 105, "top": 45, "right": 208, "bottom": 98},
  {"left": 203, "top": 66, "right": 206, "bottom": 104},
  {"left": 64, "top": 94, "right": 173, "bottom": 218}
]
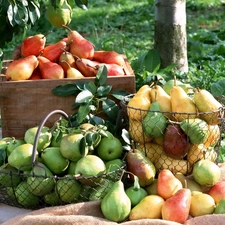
[
  {"left": 52, "top": 83, "right": 80, "bottom": 96},
  {"left": 102, "top": 99, "right": 119, "bottom": 120},
  {"left": 95, "top": 65, "right": 108, "bottom": 86},
  {"left": 97, "top": 85, "right": 112, "bottom": 97},
  {"left": 79, "top": 136, "right": 89, "bottom": 157},
  {"left": 111, "top": 90, "right": 130, "bottom": 100},
  {"left": 77, "top": 103, "right": 90, "bottom": 124},
  {"left": 75, "top": 0, "right": 88, "bottom": 10},
  {"left": 84, "top": 82, "right": 97, "bottom": 95},
  {"left": 121, "top": 129, "right": 130, "bottom": 145},
  {"left": 75, "top": 90, "right": 93, "bottom": 104},
  {"left": 28, "top": 1, "right": 40, "bottom": 25},
  {"left": 144, "top": 49, "right": 161, "bottom": 73},
  {"left": 211, "top": 79, "right": 225, "bottom": 96}
]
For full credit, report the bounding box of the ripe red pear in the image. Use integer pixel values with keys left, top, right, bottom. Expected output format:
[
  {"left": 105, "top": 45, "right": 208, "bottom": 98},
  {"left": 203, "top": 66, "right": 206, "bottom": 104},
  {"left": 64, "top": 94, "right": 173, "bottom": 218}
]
[
  {"left": 75, "top": 58, "right": 99, "bottom": 77},
  {"left": 93, "top": 50, "right": 125, "bottom": 67},
  {"left": 63, "top": 25, "right": 94, "bottom": 59},
  {"left": 21, "top": 34, "right": 46, "bottom": 57},
  {"left": 38, "top": 56, "right": 64, "bottom": 79},
  {"left": 162, "top": 188, "right": 191, "bottom": 223},
  {"left": 208, "top": 180, "right": 225, "bottom": 204},
  {"left": 29, "top": 68, "right": 42, "bottom": 80},
  {"left": 6, "top": 55, "right": 39, "bottom": 81},
  {"left": 157, "top": 169, "right": 183, "bottom": 199},
  {"left": 41, "top": 40, "right": 68, "bottom": 62},
  {"left": 98, "top": 63, "right": 125, "bottom": 76}
]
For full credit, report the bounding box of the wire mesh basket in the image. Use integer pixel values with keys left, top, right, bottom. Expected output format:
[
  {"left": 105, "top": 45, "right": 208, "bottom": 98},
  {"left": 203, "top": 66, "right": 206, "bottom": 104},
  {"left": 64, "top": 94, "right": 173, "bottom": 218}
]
[
  {"left": 121, "top": 94, "right": 225, "bottom": 175},
  {"left": 0, "top": 110, "right": 126, "bottom": 209}
]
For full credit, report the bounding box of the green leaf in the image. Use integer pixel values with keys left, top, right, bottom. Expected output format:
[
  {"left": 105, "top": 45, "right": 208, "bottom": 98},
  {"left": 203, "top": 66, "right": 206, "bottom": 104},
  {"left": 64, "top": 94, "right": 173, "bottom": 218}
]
[
  {"left": 102, "top": 99, "right": 119, "bottom": 120},
  {"left": 133, "top": 175, "right": 140, "bottom": 191},
  {"left": 96, "top": 85, "right": 112, "bottom": 97},
  {"left": 0, "top": 148, "right": 7, "bottom": 166},
  {"left": 211, "top": 79, "right": 225, "bottom": 96},
  {"left": 52, "top": 83, "right": 80, "bottom": 96},
  {"left": 121, "top": 128, "right": 131, "bottom": 145},
  {"left": 75, "top": 0, "right": 88, "bottom": 10},
  {"left": 111, "top": 89, "right": 130, "bottom": 100},
  {"left": 95, "top": 65, "right": 108, "bottom": 86},
  {"left": 75, "top": 90, "right": 93, "bottom": 104},
  {"left": 76, "top": 103, "right": 90, "bottom": 124},
  {"left": 144, "top": 49, "right": 161, "bottom": 73},
  {"left": 27, "top": 1, "right": 40, "bottom": 25},
  {"left": 79, "top": 136, "right": 89, "bottom": 157},
  {"left": 84, "top": 81, "right": 96, "bottom": 95}
]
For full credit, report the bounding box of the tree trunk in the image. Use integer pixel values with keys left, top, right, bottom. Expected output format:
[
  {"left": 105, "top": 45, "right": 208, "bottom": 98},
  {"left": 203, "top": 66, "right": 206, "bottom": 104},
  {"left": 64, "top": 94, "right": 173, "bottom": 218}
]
[{"left": 154, "top": 0, "right": 188, "bottom": 72}]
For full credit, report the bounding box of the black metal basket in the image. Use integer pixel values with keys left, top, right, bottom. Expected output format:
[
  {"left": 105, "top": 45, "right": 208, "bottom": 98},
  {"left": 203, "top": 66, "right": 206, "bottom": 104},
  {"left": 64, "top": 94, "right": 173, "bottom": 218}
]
[
  {"left": 0, "top": 110, "right": 126, "bottom": 209},
  {"left": 121, "top": 94, "right": 225, "bottom": 175}
]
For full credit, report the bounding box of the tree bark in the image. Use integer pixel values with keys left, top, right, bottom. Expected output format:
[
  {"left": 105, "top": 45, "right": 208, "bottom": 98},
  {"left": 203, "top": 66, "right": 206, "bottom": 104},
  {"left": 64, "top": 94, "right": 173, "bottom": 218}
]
[{"left": 154, "top": 0, "right": 188, "bottom": 72}]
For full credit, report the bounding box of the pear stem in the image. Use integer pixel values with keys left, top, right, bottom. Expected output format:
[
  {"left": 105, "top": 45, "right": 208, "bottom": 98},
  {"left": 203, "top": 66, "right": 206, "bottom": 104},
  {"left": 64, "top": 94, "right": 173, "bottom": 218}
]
[
  {"left": 174, "top": 75, "right": 177, "bottom": 86},
  {"left": 62, "top": 24, "right": 73, "bottom": 33}
]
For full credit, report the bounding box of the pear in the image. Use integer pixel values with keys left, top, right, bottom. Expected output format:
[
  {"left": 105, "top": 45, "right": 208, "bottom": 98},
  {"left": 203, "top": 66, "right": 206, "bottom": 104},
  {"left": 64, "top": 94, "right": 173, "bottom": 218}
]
[
  {"left": 93, "top": 50, "right": 125, "bottom": 67},
  {"left": 67, "top": 161, "right": 77, "bottom": 175},
  {"left": 44, "top": 191, "right": 61, "bottom": 206},
  {"left": 60, "top": 133, "right": 84, "bottom": 162},
  {"left": 6, "top": 55, "right": 39, "bottom": 81},
  {"left": 170, "top": 83, "right": 197, "bottom": 122},
  {"left": 24, "top": 126, "right": 52, "bottom": 153},
  {"left": 41, "top": 40, "right": 67, "bottom": 62},
  {"left": 21, "top": 33, "right": 46, "bottom": 57},
  {"left": 127, "top": 85, "right": 151, "bottom": 121},
  {"left": 150, "top": 85, "right": 173, "bottom": 119},
  {"left": 75, "top": 155, "right": 106, "bottom": 186},
  {"left": 45, "top": 0, "right": 72, "bottom": 28},
  {"left": 214, "top": 198, "right": 225, "bottom": 214},
  {"left": 126, "top": 149, "right": 156, "bottom": 187},
  {"left": 0, "top": 163, "right": 21, "bottom": 187},
  {"left": 75, "top": 57, "right": 99, "bottom": 77},
  {"left": 142, "top": 100, "right": 167, "bottom": 138},
  {"left": 98, "top": 63, "right": 125, "bottom": 76},
  {"left": 145, "top": 179, "right": 158, "bottom": 195},
  {"left": 204, "top": 124, "right": 221, "bottom": 147},
  {"left": 29, "top": 67, "right": 42, "bottom": 80},
  {"left": 101, "top": 180, "right": 131, "bottom": 222},
  {"left": 38, "top": 56, "right": 64, "bottom": 79},
  {"left": 60, "top": 60, "right": 84, "bottom": 78},
  {"left": 157, "top": 169, "right": 183, "bottom": 199},
  {"left": 41, "top": 147, "right": 70, "bottom": 175},
  {"left": 193, "top": 88, "right": 223, "bottom": 125},
  {"left": 163, "top": 79, "right": 192, "bottom": 95},
  {"left": 163, "top": 123, "right": 189, "bottom": 159},
  {"left": 56, "top": 174, "right": 81, "bottom": 203},
  {"left": 27, "top": 162, "right": 55, "bottom": 196},
  {"left": 15, "top": 181, "right": 40, "bottom": 207},
  {"left": 180, "top": 118, "right": 209, "bottom": 144},
  {"left": 59, "top": 50, "right": 77, "bottom": 73},
  {"left": 129, "top": 195, "right": 164, "bottom": 220},
  {"left": 7, "top": 138, "right": 26, "bottom": 157},
  {"left": 8, "top": 143, "right": 38, "bottom": 171},
  {"left": 162, "top": 188, "right": 191, "bottom": 223},
  {"left": 63, "top": 25, "right": 95, "bottom": 59}
]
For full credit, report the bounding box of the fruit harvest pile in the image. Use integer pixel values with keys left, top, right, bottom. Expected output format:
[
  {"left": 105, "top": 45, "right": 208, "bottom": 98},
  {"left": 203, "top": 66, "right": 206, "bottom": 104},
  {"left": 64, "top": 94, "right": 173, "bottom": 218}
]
[{"left": 4, "top": 25, "right": 128, "bottom": 81}]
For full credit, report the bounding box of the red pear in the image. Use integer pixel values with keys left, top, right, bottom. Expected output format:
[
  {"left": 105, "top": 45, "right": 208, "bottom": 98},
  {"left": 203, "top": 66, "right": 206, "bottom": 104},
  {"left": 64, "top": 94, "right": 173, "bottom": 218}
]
[
  {"left": 75, "top": 58, "right": 99, "bottom": 77},
  {"left": 21, "top": 34, "right": 46, "bottom": 57},
  {"left": 41, "top": 40, "right": 68, "bottom": 62},
  {"left": 157, "top": 169, "right": 183, "bottom": 199},
  {"left": 98, "top": 63, "right": 125, "bottom": 76},
  {"left": 208, "top": 180, "right": 225, "bottom": 204},
  {"left": 38, "top": 56, "right": 64, "bottom": 79},
  {"left": 93, "top": 51, "right": 125, "bottom": 67},
  {"left": 59, "top": 50, "right": 77, "bottom": 73},
  {"left": 29, "top": 68, "right": 42, "bottom": 80},
  {"left": 6, "top": 55, "right": 39, "bottom": 81},
  {"left": 162, "top": 188, "right": 191, "bottom": 223},
  {"left": 63, "top": 25, "right": 94, "bottom": 59}
]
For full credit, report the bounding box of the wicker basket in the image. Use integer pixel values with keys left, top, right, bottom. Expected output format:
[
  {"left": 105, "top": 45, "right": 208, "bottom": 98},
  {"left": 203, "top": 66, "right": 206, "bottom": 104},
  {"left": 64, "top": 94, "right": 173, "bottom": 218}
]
[
  {"left": 121, "top": 94, "right": 225, "bottom": 175},
  {"left": 0, "top": 110, "right": 126, "bottom": 209}
]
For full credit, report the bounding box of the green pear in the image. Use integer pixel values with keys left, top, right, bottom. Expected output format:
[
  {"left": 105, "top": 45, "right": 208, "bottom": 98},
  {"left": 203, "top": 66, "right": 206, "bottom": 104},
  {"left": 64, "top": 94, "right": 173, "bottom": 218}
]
[
  {"left": 44, "top": 191, "right": 61, "bottom": 206},
  {"left": 60, "top": 133, "right": 84, "bottom": 162},
  {"left": 27, "top": 162, "right": 55, "bottom": 196},
  {"left": 75, "top": 155, "right": 106, "bottom": 186},
  {"left": 214, "top": 198, "right": 225, "bottom": 214},
  {"left": 67, "top": 161, "right": 77, "bottom": 175},
  {"left": 15, "top": 181, "right": 40, "bottom": 207},
  {"left": 142, "top": 101, "right": 167, "bottom": 138},
  {"left": 41, "top": 147, "right": 70, "bottom": 175},
  {"left": 78, "top": 184, "right": 92, "bottom": 201},
  {"left": 24, "top": 126, "right": 52, "bottom": 153},
  {"left": 7, "top": 138, "right": 26, "bottom": 157},
  {"left": 45, "top": 0, "right": 72, "bottom": 28},
  {"left": 163, "top": 79, "right": 192, "bottom": 95},
  {"left": 105, "top": 158, "right": 124, "bottom": 181},
  {"left": 0, "top": 140, "right": 8, "bottom": 166},
  {"left": 8, "top": 143, "right": 38, "bottom": 171},
  {"left": 101, "top": 180, "right": 131, "bottom": 222},
  {"left": 0, "top": 163, "right": 21, "bottom": 187},
  {"left": 56, "top": 174, "right": 81, "bottom": 203}
]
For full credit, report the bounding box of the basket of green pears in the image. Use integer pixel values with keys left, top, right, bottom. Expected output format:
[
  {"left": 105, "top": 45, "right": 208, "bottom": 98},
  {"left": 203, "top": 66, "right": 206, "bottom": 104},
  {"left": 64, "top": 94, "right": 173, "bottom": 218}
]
[
  {"left": 121, "top": 81, "right": 225, "bottom": 176},
  {"left": 0, "top": 110, "right": 126, "bottom": 209}
]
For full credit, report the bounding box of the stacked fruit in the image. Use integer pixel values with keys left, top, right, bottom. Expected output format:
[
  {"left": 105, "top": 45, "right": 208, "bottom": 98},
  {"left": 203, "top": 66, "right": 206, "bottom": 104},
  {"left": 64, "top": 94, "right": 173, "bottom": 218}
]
[
  {"left": 4, "top": 25, "right": 127, "bottom": 81},
  {"left": 126, "top": 79, "right": 224, "bottom": 174},
  {"left": 0, "top": 121, "right": 125, "bottom": 208}
]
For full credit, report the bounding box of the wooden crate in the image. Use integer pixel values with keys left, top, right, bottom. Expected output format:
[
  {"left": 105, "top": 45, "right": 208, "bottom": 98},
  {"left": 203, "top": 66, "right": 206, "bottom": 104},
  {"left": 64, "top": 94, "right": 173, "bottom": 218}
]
[{"left": 0, "top": 59, "right": 136, "bottom": 139}]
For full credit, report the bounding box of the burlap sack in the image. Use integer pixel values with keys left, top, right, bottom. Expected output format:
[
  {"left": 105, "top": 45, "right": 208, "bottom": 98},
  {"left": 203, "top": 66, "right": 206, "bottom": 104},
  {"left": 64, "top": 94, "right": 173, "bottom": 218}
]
[{"left": 3, "top": 164, "right": 225, "bottom": 225}]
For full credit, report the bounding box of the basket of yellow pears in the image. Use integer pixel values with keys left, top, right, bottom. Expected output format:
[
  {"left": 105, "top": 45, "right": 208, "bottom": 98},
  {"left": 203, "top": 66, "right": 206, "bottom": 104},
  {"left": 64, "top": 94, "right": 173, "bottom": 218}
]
[{"left": 121, "top": 79, "right": 225, "bottom": 175}]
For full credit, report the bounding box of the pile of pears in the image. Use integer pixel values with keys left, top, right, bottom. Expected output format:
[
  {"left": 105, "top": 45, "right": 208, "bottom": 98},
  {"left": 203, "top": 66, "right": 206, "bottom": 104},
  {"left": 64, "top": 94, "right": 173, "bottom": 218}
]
[
  {"left": 0, "top": 121, "right": 125, "bottom": 208},
  {"left": 127, "top": 78, "right": 224, "bottom": 175},
  {"left": 4, "top": 25, "right": 128, "bottom": 81}
]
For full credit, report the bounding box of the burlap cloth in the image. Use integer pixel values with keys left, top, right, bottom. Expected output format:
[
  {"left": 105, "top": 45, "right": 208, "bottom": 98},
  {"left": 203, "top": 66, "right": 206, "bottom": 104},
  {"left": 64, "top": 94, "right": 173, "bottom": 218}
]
[{"left": 3, "top": 164, "right": 225, "bottom": 225}]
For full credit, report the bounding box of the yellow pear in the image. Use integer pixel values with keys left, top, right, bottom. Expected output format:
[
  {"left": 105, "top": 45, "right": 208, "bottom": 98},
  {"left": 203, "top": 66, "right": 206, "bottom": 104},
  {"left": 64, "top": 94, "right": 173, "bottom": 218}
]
[
  {"left": 129, "top": 195, "right": 164, "bottom": 220},
  {"left": 170, "top": 85, "right": 197, "bottom": 122},
  {"left": 203, "top": 124, "right": 221, "bottom": 147},
  {"left": 127, "top": 85, "right": 151, "bottom": 121},
  {"left": 128, "top": 119, "right": 152, "bottom": 144},
  {"left": 150, "top": 85, "right": 173, "bottom": 120},
  {"left": 193, "top": 88, "right": 223, "bottom": 125}
]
